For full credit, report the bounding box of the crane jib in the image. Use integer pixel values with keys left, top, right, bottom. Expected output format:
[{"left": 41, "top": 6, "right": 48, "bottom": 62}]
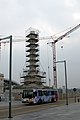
[{"left": 54, "top": 23, "right": 80, "bottom": 44}]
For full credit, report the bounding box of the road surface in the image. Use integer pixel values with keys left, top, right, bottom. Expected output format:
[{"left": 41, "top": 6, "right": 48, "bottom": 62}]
[{"left": 1, "top": 102, "right": 80, "bottom": 120}]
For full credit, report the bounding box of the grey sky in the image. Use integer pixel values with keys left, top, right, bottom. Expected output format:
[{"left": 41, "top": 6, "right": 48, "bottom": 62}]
[{"left": 0, "top": 0, "right": 80, "bottom": 88}]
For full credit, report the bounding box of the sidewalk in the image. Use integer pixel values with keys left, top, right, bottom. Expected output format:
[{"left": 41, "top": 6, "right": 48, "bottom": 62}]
[{"left": 0, "top": 100, "right": 22, "bottom": 107}]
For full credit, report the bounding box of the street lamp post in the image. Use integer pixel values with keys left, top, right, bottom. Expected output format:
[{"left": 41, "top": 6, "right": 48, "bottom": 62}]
[
  {"left": 0, "top": 35, "right": 12, "bottom": 118},
  {"left": 55, "top": 60, "right": 68, "bottom": 105},
  {"left": 64, "top": 60, "right": 68, "bottom": 105}
]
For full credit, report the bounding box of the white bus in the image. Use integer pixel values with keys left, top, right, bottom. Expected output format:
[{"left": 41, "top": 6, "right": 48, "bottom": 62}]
[{"left": 22, "top": 88, "right": 58, "bottom": 104}]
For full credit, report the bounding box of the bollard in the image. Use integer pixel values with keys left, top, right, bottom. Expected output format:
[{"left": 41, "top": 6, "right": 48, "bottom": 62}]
[
  {"left": 0, "top": 96, "right": 1, "bottom": 102},
  {"left": 74, "top": 96, "right": 76, "bottom": 103},
  {"left": 78, "top": 98, "right": 79, "bottom": 102}
]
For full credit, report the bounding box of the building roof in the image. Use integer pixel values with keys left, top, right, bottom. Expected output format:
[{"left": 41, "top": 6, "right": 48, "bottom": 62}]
[{"left": 4, "top": 78, "right": 19, "bottom": 86}]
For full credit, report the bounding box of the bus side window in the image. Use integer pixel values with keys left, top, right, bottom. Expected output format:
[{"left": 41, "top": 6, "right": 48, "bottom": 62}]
[
  {"left": 33, "top": 92, "right": 37, "bottom": 97},
  {"left": 51, "top": 91, "right": 54, "bottom": 95},
  {"left": 46, "top": 91, "right": 49, "bottom": 96},
  {"left": 43, "top": 91, "right": 47, "bottom": 96},
  {"left": 48, "top": 91, "right": 50, "bottom": 96},
  {"left": 38, "top": 90, "right": 42, "bottom": 96}
]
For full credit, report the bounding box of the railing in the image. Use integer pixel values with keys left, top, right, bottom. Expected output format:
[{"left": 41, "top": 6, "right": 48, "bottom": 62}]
[
  {"left": 25, "top": 27, "right": 39, "bottom": 37},
  {"left": 20, "top": 70, "right": 46, "bottom": 78}
]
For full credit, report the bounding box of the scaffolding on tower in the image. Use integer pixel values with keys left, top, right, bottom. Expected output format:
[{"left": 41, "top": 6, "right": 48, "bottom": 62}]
[{"left": 20, "top": 28, "right": 46, "bottom": 88}]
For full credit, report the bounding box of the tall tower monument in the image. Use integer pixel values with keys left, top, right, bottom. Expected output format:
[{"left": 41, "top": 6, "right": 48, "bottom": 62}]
[{"left": 21, "top": 28, "right": 46, "bottom": 88}]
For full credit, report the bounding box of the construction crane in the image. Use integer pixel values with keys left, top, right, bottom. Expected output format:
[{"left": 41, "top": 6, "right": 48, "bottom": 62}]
[
  {"left": 0, "top": 24, "right": 80, "bottom": 88},
  {"left": 35, "top": 24, "right": 80, "bottom": 88},
  {"left": 50, "top": 23, "right": 80, "bottom": 88}
]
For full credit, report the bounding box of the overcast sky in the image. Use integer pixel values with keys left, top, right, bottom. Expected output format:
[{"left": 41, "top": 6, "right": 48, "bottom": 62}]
[{"left": 0, "top": 0, "right": 80, "bottom": 88}]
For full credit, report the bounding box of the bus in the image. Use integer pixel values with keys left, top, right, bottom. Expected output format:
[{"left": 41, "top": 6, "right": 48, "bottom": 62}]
[{"left": 22, "top": 88, "right": 58, "bottom": 104}]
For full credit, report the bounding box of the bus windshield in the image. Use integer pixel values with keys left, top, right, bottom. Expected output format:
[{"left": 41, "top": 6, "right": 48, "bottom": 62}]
[
  {"left": 22, "top": 90, "right": 33, "bottom": 98},
  {"left": 22, "top": 90, "right": 37, "bottom": 99}
]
